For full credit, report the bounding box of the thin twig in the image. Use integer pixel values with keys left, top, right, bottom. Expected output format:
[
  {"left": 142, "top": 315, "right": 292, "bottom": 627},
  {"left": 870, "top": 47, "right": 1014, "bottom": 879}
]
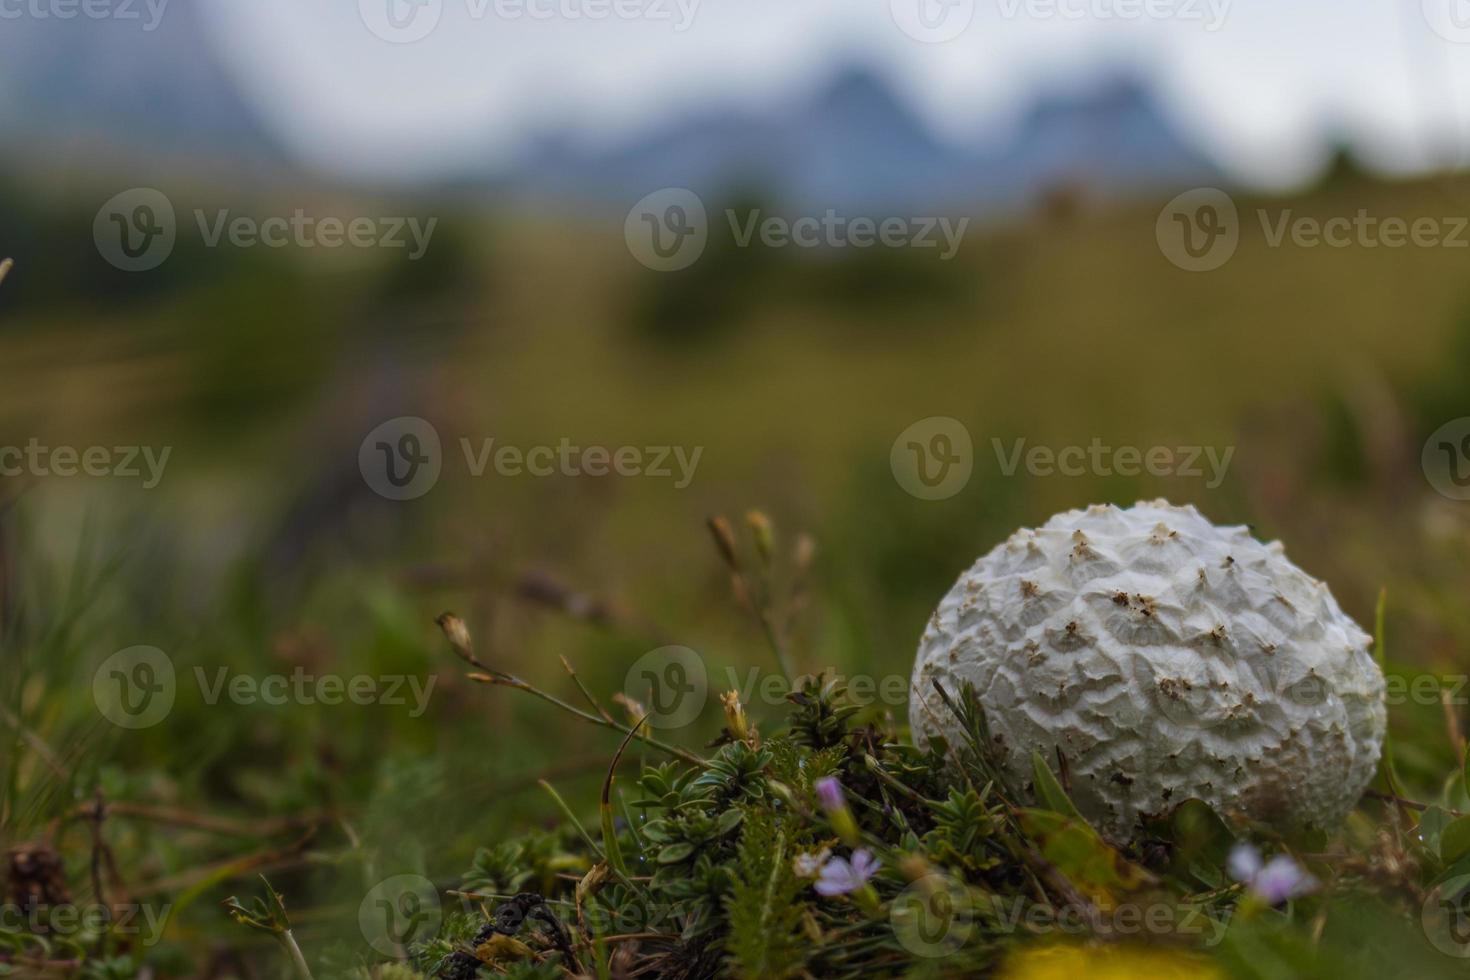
[
  {"left": 437, "top": 613, "right": 703, "bottom": 765},
  {"left": 87, "top": 789, "right": 107, "bottom": 957},
  {"left": 708, "top": 515, "right": 796, "bottom": 682},
  {"left": 130, "top": 831, "right": 318, "bottom": 898},
  {"left": 562, "top": 655, "right": 616, "bottom": 724},
  {"left": 0, "top": 703, "right": 68, "bottom": 779},
  {"left": 65, "top": 800, "right": 331, "bottom": 837},
  {"left": 1443, "top": 688, "right": 1466, "bottom": 765},
  {"left": 1364, "top": 789, "right": 1461, "bottom": 816}
]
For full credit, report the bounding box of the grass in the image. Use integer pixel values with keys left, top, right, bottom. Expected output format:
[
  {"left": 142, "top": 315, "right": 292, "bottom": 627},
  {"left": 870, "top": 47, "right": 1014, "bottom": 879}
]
[
  {"left": 3, "top": 167, "right": 1470, "bottom": 975},
  {"left": 397, "top": 570, "right": 1470, "bottom": 980}
]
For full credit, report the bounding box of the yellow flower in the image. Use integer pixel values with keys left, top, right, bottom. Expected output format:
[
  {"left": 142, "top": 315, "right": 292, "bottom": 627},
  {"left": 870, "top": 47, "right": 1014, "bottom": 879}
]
[
  {"left": 721, "top": 690, "right": 758, "bottom": 746},
  {"left": 1000, "top": 943, "right": 1222, "bottom": 980},
  {"left": 476, "top": 934, "right": 536, "bottom": 963}
]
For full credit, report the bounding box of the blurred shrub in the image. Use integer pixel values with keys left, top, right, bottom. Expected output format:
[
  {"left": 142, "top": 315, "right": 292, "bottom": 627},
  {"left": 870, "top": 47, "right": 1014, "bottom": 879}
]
[
  {"left": 780, "top": 239, "right": 975, "bottom": 324},
  {"left": 360, "top": 214, "right": 485, "bottom": 331},
  {"left": 0, "top": 174, "right": 234, "bottom": 319},
  {"left": 1316, "top": 388, "right": 1370, "bottom": 490},
  {"left": 625, "top": 191, "right": 978, "bottom": 349},
  {"left": 626, "top": 192, "right": 779, "bottom": 347},
  {"left": 164, "top": 255, "right": 339, "bottom": 433},
  {"left": 1408, "top": 296, "right": 1470, "bottom": 439}
]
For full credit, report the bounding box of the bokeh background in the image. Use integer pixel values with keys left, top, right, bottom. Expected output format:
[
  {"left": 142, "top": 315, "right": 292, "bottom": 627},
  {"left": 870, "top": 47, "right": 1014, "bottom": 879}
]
[{"left": 6, "top": 0, "right": 1470, "bottom": 972}]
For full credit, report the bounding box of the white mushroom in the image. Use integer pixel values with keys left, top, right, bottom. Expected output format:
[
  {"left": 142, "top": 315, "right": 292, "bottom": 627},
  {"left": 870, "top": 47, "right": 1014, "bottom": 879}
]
[{"left": 909, "top": 500, "right": 1386, "bottom": 840}]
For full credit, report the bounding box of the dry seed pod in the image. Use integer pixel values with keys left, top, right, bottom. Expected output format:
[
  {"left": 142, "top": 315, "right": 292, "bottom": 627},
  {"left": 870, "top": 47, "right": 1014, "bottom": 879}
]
[{"left": 707, "top": 516, "right": 740, "bottom": 570}]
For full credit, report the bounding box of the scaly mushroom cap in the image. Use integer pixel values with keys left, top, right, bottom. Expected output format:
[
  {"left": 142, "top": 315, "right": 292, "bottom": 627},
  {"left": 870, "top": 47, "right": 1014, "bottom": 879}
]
[{"left": 909, "top": 500, "right": 1386, "bottom": 839}]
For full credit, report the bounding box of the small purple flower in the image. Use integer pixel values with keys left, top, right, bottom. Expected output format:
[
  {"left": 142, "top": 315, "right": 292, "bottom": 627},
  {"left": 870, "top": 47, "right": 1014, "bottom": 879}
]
[
  {"left": 1226, "top": 842, "right": 1262, "bottom": 883},
  {"left": 814, "top": 849, "right": 880, "bottom": 897},
  {"left": 1228, "top": 843, "right": 1317, "bottom": 905},
  {"left": 814, "top": 777, "right": 845, "bottom": 813}
]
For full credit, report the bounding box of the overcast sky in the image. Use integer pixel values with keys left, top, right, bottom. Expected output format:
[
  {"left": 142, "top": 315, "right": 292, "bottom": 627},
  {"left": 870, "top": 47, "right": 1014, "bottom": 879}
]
[{"left": 198, "top": 0, "right": 1470, "bottom": 187}]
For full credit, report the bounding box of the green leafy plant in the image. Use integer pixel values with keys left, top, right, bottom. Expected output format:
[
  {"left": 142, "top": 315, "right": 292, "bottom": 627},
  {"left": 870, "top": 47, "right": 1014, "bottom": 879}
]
[
  {"left": 222, "top": 875, "right": 314, "bottom": 980},
  {"left": 405, "top": 528, "right": 1469, "bottom": 980}
]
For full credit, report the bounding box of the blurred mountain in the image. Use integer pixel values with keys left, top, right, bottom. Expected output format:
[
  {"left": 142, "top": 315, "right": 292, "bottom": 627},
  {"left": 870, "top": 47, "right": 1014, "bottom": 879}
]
[
  {"left": 504, "top": 66, "right": 1224, "bottom": 214},
  {"left": 507, "top": 67, "right": 973, "bottom": 211},
  {"left": 0, "top": 12, "right": 1219, "bottom": 212},
  {"left": 981, "top": 74, "right": 1221, "bottom": 202},
  {"left": 0, "top": 2, "right": 283, "bottom": 170}
]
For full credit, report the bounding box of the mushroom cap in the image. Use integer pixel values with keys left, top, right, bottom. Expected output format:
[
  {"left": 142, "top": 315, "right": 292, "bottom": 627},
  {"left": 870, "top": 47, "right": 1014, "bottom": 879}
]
[{"left": 909, "top": 500, "right": 1386, "bottom": 839}]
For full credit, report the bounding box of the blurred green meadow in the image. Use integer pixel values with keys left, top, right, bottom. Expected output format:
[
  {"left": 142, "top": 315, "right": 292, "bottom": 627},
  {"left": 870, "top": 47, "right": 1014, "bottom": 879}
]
[{"left": 5, "top": 162, "right": 1470, "bottom": 975}]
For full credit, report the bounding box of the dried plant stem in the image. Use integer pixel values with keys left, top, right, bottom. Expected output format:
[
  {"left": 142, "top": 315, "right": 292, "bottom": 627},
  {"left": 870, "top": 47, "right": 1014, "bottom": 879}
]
[
  {"left": 1364, "top": 789, "right": 1462, "bottom": 816},
  {"left": 438, "top": 613, "right": 702, "bottom": 765},
  {"left": 707, "top": 515, "right": 797, "bottom": 682},
  {"left": 0, "top": 703, "right": 67, "bottom": 779},
  {"left": 561, "top": 655, "right": 616, "bottom": 724},
  {"left": 748, "top": 592, "right": 796, "bottom": 685},
  {"left": 464, "top": 672, "right": 701, "bottom": 765},
  {"left": 278, "top": 930, "right": 314, "bottom": 980},
  {"left": 65, "top": 800, "right": 328, "bottom": 837},
  {"left": 133, "top": 831, "right": 316, "bottom": 898}
]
